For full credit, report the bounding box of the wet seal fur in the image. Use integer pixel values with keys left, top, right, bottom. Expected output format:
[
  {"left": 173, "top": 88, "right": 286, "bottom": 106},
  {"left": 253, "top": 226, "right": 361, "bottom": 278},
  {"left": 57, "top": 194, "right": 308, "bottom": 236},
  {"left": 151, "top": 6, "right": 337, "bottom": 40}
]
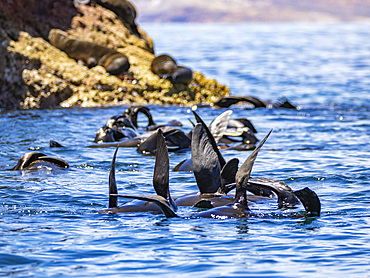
[
  {"left": 48, "top": 29, "right": 130, "bottom": 75},
  {"left": 10, "top": 152, "right": 69, "bottom": 170}
]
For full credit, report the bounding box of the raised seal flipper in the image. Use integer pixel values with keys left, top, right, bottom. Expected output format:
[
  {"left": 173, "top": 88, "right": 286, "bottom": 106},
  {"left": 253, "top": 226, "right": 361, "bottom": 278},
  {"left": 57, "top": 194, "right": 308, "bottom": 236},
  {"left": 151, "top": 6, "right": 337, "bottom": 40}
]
[
  {"left": 112, "top": 194, "right": 179, "bottom": 218},
  {"left": 192, "top": 110, "right": 226, "bottom": 168},
  {"left": 209, "top": 110, "right": 233, "bottom": 144},
  {"left": 294, "top": 187, "right": 321, "bottom": 217},
  {"left": 234, "top": 130, "right": 272, "bottom": 203},
  {"left": 192, "top": 124, "right": 221, "bottom": 194},
  {"left": 219, "top": 158, "right": 239, "bottom": 194},
  {"left": 154, "top": 129, "right": 177, "bottom": 211},
  {"left": 109, "top": 147, "right": 119, "bottom": 208}
]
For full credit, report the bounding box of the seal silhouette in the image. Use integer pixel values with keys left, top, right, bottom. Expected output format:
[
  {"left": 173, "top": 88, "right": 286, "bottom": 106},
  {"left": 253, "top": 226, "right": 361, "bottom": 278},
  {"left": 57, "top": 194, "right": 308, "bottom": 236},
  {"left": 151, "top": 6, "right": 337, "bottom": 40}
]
[
  {"left": 10, "top": 152, "right": 69, "bottom": 171},
  {"left": 48, "top": 29, "right": 130, "bottom": 75}
]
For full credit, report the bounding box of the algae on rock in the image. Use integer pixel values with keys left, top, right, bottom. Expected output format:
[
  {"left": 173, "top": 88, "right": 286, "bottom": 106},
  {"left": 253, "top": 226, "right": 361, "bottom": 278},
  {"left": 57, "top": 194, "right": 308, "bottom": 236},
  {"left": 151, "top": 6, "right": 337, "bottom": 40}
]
[{"left": 0, "top": 0, "right": 229, "bottom": 110}]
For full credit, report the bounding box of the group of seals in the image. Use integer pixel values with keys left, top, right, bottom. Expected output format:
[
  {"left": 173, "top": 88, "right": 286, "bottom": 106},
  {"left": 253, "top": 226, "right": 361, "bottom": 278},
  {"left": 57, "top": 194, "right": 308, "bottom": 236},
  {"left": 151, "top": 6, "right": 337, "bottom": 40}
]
[
  {"left": 103, "top": 122, "right": 321, "bottom": 219},
  {"left": 151, "top": 54, "right": 193, "bottom": 85},
  {"left": 7, "top": 104, "right": 321, "bottom": 220},
  {"left": 92, "top": 105, "right": 260, "bottom": 154},
  {"left": 49, "top": 29, "right": 130, "bottom": 76}
]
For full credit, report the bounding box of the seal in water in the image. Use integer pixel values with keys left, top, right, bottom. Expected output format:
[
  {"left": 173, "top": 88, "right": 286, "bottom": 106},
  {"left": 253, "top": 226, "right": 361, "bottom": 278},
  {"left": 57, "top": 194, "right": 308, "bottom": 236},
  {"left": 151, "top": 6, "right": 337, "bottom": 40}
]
[
  {"left": 10, "top": 152, "right": 69, "bottom": 170},
  {"left": 100, "top": 129, "right": 177, "bottom": 214},
  {"left": 48, "top": 29, "right": 130, "bottom": 75},
  {"left": 214, "top": 96, "right": 297, "bottom": 110},
  {"left": 121, "top": 129, "right": 321, "bottom": 219}
]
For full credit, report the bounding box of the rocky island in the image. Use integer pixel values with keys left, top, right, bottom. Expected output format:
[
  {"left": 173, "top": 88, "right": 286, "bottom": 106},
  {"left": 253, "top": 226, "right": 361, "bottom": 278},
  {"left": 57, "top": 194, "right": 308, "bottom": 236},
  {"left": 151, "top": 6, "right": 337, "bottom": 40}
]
[{"left": 0, "top": 0, "right": 229, "bottom": 110}]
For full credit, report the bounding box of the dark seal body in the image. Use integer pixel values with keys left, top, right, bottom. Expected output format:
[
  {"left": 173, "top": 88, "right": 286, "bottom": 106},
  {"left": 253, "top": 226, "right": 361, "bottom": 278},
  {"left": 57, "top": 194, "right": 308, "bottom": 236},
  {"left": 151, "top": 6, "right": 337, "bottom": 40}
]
[
  {"left": 48, "top": 29, "right": 130, "bottom": 75},
  {"left": 151, "top": 54, "right": 177, "bottom": 77},
  {"left": 151, "top": 54, "right": 193, "bottom": 85}
]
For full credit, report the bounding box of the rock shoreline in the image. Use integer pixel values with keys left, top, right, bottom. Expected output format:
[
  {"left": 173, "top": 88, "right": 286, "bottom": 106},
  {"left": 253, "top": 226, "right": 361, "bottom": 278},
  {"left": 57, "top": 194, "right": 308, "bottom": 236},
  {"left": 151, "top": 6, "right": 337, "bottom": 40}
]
[{"left": 0, "top": 0, "right": 229, "bottom": 110}]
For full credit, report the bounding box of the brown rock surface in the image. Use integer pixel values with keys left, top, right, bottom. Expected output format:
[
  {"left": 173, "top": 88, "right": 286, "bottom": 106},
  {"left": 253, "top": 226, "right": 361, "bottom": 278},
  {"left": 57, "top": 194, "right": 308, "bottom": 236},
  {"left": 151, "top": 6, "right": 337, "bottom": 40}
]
[{"left": 0, "top": 0, "right": 229, "bottom": 110}]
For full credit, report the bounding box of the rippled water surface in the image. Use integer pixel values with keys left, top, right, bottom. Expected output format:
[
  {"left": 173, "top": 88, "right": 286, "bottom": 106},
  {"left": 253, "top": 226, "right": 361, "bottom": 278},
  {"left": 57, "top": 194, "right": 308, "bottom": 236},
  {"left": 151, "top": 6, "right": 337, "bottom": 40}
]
[{"left": 1, "top": 23, "right": 370, "bottom": 277}]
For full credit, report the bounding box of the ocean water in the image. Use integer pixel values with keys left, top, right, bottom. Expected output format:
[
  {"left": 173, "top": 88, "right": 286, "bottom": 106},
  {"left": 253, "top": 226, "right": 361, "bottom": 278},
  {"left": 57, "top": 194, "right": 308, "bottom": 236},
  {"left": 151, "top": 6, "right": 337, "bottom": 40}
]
[{"left": 1, "top": 23, "right": 370, "bottom": 277}]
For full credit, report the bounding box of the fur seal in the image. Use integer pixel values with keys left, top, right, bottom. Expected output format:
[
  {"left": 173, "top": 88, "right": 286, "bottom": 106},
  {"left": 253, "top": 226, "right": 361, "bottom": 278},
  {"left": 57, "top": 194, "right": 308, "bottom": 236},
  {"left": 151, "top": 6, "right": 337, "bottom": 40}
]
[
  {"left": 151, "top": 54, "right": 193, "bottom": 85},
  {"left": 137, "top": 126, "right": 191, "bottom": 155},
  {"left": 214, "top": 96, "right": 297, "bottom": 110},
  {"left": 123, "top": 130, "right": 321, "bottom": 219},
  {"left": 93, "top": 0, "right": 140, "bottom": 37},
  {"left": 10, "top": 152, "right": 69, "bottom": 171},
  {"left": 151, "top": 54, "right": 177, "bottom": 77},
  {"left": 48, "top": 29, "right": 130, "bottom": 75},
  {"left": 100, "top": 129, "right": 177, "bottom": 214},
  {"left": 168, "top": 66, "right": 193, "bottom": 85}
]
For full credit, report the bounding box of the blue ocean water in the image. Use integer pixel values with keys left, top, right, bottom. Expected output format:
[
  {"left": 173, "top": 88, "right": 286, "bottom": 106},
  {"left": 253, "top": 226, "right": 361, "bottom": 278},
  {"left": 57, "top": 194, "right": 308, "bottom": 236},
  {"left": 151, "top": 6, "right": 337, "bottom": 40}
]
[{"left": 1, "top": 23, "right": 370, "bottom": 277}]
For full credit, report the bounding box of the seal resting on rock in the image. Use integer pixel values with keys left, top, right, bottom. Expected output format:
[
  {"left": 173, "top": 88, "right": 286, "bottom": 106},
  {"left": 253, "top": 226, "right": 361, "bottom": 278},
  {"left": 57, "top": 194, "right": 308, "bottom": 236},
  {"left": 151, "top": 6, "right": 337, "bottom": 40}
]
[
  {"left": 151, "top": 54, "right": 193, "bottom": 85},
  {"left": 151, "top": 54, "right": 177, "bottom": 77},
  {"left": 48, "top": 29, "right": 130, "bottom": 75}
]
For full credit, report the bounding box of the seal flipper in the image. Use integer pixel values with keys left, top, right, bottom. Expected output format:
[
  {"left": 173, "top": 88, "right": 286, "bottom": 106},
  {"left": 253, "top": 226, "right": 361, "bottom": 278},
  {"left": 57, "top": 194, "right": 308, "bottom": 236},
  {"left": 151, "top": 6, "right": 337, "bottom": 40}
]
[
  {"left": 192, "top": 110, "right": 226, "bottom": 168},
  {"left": 137, "top": 131, "right": 157, "bottom": 154},
  {"left": 109, "top": 147, "right": 119, "bottom": 208},
  {"left": 247, "top": 177, "right": 300, "bottom": 208},
  {"left": 209, "top": 110, "right": 233, "bottom": 144},
  {"left": 154, "top": 129, "right": 177, "bottom": 211},
  {"left": 112, "top": 194, "right": 178, "bottom": 218},
  {"left": 219, "top": 158, "right": 239, "bottom": 194},
  {"left": 235, "top": 130, "right": 273, "bottom": 204},
  {"left": 50, "top": 140, "right": 64, "bottom": 148},
  {"left": 37, "top": 156, "right": 69, "bottom": 169},
  {"left": 192, "top": 124, "right": 221, "bottom": 194},
  {"left": 294, "top": 187, "right": 321, "bottom": 217}
]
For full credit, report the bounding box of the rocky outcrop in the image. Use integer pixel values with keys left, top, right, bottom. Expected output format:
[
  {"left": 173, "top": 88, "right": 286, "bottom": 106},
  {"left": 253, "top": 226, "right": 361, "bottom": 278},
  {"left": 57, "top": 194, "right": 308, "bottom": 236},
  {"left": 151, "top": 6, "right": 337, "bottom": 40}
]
[{"left": 0, "top": 0, "right": 229, "bottom": 110}]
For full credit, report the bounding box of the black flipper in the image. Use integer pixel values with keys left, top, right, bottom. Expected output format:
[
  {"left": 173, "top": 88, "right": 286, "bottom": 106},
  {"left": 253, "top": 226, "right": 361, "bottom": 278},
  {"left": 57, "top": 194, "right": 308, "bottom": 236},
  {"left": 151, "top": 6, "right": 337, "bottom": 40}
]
[
  {"left": 191, "top": 124, "right": 221, "bottom": 194},
  {"left": 154, "top": 129, "right": 177, "bottom": 211},
  {"left": 50, "top": 140, "right": 64, "bottom": 148},
  {"left": 247, "top": 177, "right": 300, "bottom": 208},
  {"left": 219, "top": 158, "right": 239, "bottom": 194},
  {"left": 164, "top": 129, "right": 191, "bottom": 149},
  {"left": 38, "top": 156, "right": 69, "bottom": 169},
  {"left": 109, "top": 147, "right": 119, "bottom": 208},
  {"left": 112, "top": 194, "right": 179, "bottom": 218},
  {"left": 137, "top": 131, "right": 157, "bottom": 154},
  {"left": 235, "top": 130, "right": 273, "bottom": 202},
  {"left": 209, "top": 110, "right": 232, "bottom": 144},
  {"left": 192, "top": 110, "right": 226, "bottom": 168},
  {"left": 294, "top": 187, "right": 321, "bottom": 217}
]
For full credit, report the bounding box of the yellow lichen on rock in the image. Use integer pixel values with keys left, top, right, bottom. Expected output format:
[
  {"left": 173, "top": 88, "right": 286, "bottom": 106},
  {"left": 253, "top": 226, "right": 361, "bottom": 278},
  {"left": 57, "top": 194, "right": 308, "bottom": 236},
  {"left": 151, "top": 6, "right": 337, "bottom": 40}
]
[{"left": 0, "top": 0, "right": 229, "bottom": 110}]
